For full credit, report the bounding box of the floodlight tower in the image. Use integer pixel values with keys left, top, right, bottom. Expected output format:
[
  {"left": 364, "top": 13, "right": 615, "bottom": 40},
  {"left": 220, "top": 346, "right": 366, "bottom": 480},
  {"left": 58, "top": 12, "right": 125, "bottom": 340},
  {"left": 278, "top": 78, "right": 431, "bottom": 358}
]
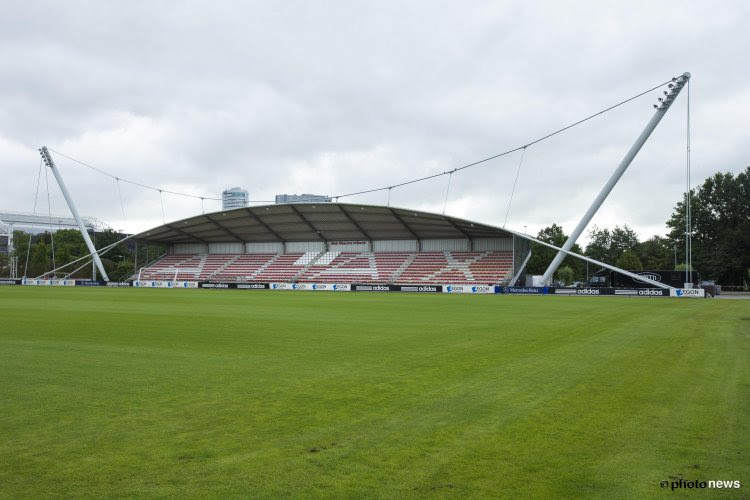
[
  {"left": 541, "top": 72, "right": 690, "bottom": 284},
  {"left": 39, "top": 147, "right": 110, "bottom": 281}
]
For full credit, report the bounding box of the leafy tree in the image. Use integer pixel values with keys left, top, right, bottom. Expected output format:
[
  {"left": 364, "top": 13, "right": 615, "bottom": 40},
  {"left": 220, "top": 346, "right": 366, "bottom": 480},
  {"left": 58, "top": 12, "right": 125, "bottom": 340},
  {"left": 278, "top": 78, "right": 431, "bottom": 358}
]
[
  {"left": 114, "top": 260, "right": 135, "bottom": 280},
  {"left": 11, "top": 228, "right": 138, "bottom": 280},
  {"left": 11, "top": 230, "right": 33, "bottom": 277},
  {"left": 615, "top": 249, "right": 643, "bottom": 270},
  {"left": 525, "top": 224, "right": 585, "bottom": 280},
  {"left": 635, "top": 236, "right": 673, "bottom": 269},
  {"left": 611, "top": 226, "right": 639, "bottom": 258},
  {"left": 28, "top": 241, "right": 49, "bottom": 277},
  {"left": 583, "top": 225, "right": 610, "bottom": 263},
  {"left": 556, "top": 265, "right": 574, "bottom": 285},
  {"left": 585, "top": 224, "right": 639, "bottom": 264},
  {"left": 667, "top": 167, "right": 750, "bottom": 285}
]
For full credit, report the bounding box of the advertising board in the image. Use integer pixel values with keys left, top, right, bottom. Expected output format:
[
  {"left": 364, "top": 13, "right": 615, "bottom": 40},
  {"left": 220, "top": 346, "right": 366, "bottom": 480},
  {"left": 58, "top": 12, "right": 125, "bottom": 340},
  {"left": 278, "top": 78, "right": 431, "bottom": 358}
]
[
  {"left": 634, "top": 288, "right": 670, "bottom": 297},
  {"left": 268, "top": 283, "right": 355, "bottom": 291},
  {"left": 303, "top": 283, "right": 350, "bottom": 291},
  {"left": 398, "top": 285, "right": 441, "bottom": 293},
  {"left": 442, "top": 284, "right": 495, "bottom": 294},
  {"left": 500, "top": 286, "right": 553, "bottom": 295},
  {"left": 133, "top": 281, "right": 198, "bottom": 288},
  {"left": 76, "top": 280, "right": 105, "bottom": 286},
  {"left": 23, "top": 279, "right": 76, "bottom": 286},
  {"left": 200, "top": 282, "right": 235, "bottom": 289},
  {"left": 670, "top": 288, "right": 705, "bottom": 298},
  {"left": 236, "top": 283, "right": 270, "bottom": 290},
  {"left": 554, "top": 287, "right": 615, "bottom": 296},
  {"left": 351, "top": 284, "right": 441, "bottom": 293},
  {"left": 270, "top": 283, "right": 296, "bottom": 290}
]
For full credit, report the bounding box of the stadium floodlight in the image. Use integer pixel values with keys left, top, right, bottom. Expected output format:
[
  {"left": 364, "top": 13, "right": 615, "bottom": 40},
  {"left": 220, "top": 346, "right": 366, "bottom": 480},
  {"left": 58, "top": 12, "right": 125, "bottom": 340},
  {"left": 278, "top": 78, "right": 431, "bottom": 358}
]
[
  {"left": 38, "top": 146, "right": 110, "bottom": 281},
  {"left": 540, "top": 72, "right": 691, "bottom": 285}
]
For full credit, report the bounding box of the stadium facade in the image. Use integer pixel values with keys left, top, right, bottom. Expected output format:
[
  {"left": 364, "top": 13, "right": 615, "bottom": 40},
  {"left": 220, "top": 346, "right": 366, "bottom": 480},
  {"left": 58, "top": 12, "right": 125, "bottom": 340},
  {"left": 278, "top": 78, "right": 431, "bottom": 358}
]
[
  {"left": 0, "top": 211, "right": 98, "bottom": 254},
  {"left": 132, "top": 202, "right": 530, "bottom": 286}
]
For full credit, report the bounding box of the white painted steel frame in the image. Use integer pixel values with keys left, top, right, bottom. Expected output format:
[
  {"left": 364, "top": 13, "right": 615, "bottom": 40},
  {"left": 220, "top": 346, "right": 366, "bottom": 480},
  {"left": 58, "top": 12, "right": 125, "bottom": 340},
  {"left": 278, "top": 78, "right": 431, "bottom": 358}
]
[
  {"left": 39, "top": 147, "right": 110, "bottom": 281},
  {"left": 541, "top": 73, "right": 691, "bottom": 284}
]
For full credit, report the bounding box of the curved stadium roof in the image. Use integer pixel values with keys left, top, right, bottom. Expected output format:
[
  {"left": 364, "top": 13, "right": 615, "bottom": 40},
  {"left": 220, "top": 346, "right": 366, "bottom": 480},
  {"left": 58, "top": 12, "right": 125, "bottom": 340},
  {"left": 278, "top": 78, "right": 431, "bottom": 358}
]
[{"left": 133, "top": 203, "right": 512, "bottom": 244}]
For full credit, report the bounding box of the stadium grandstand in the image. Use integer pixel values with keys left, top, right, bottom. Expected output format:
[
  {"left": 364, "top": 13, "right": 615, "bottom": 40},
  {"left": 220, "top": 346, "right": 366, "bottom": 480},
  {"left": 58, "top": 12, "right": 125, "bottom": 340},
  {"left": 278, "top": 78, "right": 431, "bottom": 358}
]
[
  {"left": 132, "top": 203, "right": 530, "bottom": 286},
  {"left": 0, "top": 211, "right": 98, "bottom": 237}
]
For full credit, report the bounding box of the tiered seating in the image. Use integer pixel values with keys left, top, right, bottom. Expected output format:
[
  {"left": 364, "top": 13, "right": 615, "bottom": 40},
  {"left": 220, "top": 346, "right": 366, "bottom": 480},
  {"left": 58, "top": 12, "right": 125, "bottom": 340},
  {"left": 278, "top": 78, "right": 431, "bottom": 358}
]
[
  {"left": 470, "top": 252, "right": 514, "bottom": 284},
  {"left": 252, "top": 253, "right": 305, "bottom": 282},
  {"left": 298, "top": 252, "right": 372, "bottom": 282},
  {"left": 138, "top": 251, "right": 516, "bottom": 285},
  {"left": 139, "top": 254, "right": 207, "bottom": 280},
  {"left": 395, "top": 251, "right": 513, "bottom": 285},
  {"left": 396, "top": 252, "right": 449, "bottom": 284},
  {"left": 210, "top": 254, "right": 277, "bottom": 281},
  {"left": 198, "top": 254, "right": 236, "bottom": 280},
  {"left": 297, "top": 252, "right": 413, "bottom": 283},
  {"left": 373, "top": 253, "right": 414, "bottom": 282}
]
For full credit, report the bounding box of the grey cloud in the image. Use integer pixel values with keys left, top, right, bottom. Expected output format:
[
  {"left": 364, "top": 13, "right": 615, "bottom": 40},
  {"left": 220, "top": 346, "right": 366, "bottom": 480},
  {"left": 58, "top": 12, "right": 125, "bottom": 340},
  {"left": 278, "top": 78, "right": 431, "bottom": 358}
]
[{"left": 1, "top": 1, "right": 748, "bottom": 246}]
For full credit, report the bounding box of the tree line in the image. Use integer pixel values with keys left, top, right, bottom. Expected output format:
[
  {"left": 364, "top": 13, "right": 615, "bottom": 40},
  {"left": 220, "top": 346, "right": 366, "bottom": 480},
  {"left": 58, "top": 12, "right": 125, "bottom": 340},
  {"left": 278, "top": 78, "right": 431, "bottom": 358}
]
[
  {"left": 527, "top": 166, "right": 749, "bottom": 287},
  {"left": 3, "top": 229, "right": 165, "bottom": 281}
]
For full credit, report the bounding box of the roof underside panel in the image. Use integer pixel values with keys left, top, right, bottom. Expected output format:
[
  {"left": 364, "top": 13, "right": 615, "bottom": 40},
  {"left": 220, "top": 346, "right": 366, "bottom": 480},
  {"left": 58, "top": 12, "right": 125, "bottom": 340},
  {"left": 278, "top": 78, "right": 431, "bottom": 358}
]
[{"left": 134, "top": 203, "right": 511, "bottom": 244}]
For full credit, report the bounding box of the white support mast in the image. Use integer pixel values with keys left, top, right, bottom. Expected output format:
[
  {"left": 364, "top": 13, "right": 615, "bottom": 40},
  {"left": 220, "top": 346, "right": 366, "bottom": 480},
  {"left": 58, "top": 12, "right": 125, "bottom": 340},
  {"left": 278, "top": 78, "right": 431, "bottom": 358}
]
[
  {"left": 541, "top": 72, "right": 690, "bottom": 284},
  {"left": 39, "top": 147, "right": 110, "bottom": 281},
  {"left": 504, "top": 226, "right": 671, "bottom": 289}
]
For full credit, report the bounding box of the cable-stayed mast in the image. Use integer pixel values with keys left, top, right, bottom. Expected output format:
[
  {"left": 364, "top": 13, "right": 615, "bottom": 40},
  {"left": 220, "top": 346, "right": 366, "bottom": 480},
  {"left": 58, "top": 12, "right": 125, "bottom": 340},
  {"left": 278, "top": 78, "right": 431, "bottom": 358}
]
[
  {"left": 39, "top": 146, "right": 110, "bottom": 281},
  {"left": 541, "top": 72, "right": 691, "bottom": 284}
]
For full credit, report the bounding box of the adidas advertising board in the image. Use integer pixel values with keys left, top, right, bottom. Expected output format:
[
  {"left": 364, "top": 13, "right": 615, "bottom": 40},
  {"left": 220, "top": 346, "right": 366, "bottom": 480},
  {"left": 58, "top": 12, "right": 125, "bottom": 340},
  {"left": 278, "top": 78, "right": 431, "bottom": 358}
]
[
  {"left": 636, "top": 288, "right": 670, "bottom": 297},
  {"left": 554, "top": 288, "right": 615, "bottom": 296},
  {"left": 200, "top": 282, "right": 235, "bottom": 289},
  {"left": 576, "top": 287, "right": 614, "bottom": 295},
  {"left": 352, "top": 284, "right": 441, "bottom": 293},
  {"left": 200, "top": 282, "right": 270, "bottom": 289},
  {"left": 353, "top": 284, "right": 393, "bottom": 292},
  {"left": 399, "top": 285, "right": 440, "bottom": 293},
  {"left": 237, "top": 283, "right": 269, "bottom": 290}
]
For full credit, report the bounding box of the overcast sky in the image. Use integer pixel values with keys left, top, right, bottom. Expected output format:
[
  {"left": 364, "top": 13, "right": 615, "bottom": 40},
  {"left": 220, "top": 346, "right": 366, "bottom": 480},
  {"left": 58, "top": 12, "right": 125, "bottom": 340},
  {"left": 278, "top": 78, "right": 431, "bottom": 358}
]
[{"left": 1, "top": 1, "right": 747, "bottom": 244}]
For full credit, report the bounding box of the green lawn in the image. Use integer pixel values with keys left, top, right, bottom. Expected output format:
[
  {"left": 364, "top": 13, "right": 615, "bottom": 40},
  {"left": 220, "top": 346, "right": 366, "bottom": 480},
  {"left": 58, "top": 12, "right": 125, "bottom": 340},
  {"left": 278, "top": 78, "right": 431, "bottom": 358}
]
[{"left": 0, "top": 288, "right": 748, "bottom": 498}]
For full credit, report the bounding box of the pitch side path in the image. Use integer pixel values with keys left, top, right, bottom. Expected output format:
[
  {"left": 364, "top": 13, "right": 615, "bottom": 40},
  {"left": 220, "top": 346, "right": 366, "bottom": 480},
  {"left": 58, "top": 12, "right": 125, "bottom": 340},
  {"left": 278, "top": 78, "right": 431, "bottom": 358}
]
[{"left": 1, "top": 288, "right": 748, "bottom": 498}]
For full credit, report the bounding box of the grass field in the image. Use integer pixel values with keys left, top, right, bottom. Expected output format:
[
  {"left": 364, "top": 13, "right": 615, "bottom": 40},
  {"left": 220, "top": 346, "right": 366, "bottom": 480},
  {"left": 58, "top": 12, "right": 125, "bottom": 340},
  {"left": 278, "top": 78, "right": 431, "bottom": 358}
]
[{"left": 1, "top": 288, "right": 748, "bottom": 498}]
